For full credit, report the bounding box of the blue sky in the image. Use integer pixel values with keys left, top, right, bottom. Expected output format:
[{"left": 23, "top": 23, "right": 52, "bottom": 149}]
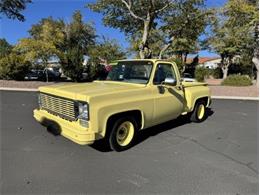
[{"left": 0, "top": 0, "right": 226, "bottom": 57}]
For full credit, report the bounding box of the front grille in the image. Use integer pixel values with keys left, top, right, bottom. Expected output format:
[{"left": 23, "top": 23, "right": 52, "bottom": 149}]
[{"left": 39, "top": 93, "right": 77, "bottom": 121}]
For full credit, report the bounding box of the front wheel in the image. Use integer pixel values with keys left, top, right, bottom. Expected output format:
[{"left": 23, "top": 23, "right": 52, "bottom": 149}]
[
  {"left": 108, "top": 116, "right": 137, "bottom": 152},
  {"left": 190, "top": 100, "right": 207, "bottom": 122}
]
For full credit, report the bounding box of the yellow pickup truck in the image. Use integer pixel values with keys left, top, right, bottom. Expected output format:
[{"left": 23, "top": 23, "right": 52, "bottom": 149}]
[{"left": 34, "top": 59, "right": 211, "bottom": 151}]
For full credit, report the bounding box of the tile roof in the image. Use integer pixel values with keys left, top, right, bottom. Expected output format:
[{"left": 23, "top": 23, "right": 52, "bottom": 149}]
[{"left": 186, "top": 57, "right": 220, "bottom": 64}]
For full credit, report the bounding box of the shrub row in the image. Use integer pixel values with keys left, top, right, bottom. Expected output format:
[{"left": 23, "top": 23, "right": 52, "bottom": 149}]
[
  {"left": 195, "top": 67, "right": 223, "bottom": 81},
  {"left": 194, "top": 67, "right": 209, "bottom": 82},
  {"left": 194, "top": 67, "right": 252, "bottom": 86},
  {"left": 221, "top": 75, "right": 252, "bottom": 86}
]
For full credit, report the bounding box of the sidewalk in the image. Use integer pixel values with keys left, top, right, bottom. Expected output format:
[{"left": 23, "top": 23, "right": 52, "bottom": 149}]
[
  {"left": 0, "top": 79, "right": 259, "bottom": 99},
  {"left": 205, "top": 79, "right": 259, "bottom": 98}
]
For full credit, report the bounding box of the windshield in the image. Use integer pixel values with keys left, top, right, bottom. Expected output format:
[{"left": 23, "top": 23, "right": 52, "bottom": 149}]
[{"left": 106, "top": 61, "right": 153, "bottom": 84}]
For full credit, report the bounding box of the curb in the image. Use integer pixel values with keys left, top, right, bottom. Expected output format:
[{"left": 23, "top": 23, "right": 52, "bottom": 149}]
[
  {"left": 0, "top": 87, "right": 258, "bottom": 101},
  {"left": 211, "top": 96, "right": 258, "bottom": 101},
  {"left": 0, "top": 87, "right": 38, "bottom": 92}
]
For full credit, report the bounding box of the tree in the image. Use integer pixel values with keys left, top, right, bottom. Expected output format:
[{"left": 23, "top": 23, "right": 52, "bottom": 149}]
[
  {"left": 246, "top": 0, "right": 259, "bottom": 85},
  {"left": 14, "top": 38, "right": 58, "bottom": 81},
  {"left": 87, "top": 0, "right": 173, "bottom": 59},
  {"left": 0, "top": 0, "right": 32, "bottom": 21},
  {"left": 209, "top": 21, "right": 240, "bottom": 79},
  {"left": 0, "top": 52, "right": 31, "bottom": 80},
  {"left": 208, "top": 0, "right": 258, "bottom": 79},
  {"left": 29, "top": 17, "right": 65, "bottom": 48},
  {"left": 159, "top": 0, "right": 209, "bottom": 64},
  {"left": 60, "top": 11, "right": 96, "bottom": 81},
  {"left": 129, "top": 28, "right": 167, "bottom": 58},
  {"left": 158, "top": 0, "right": 212, "bottom": 74},
  {"left": 17, "top": 17, "right": 66, "bottom": 81},
  {"left": 14, "top": 38, "right": 58, "bottom": 64},
  {"left": 225, "top": 0, "right": 258, "bottom": 82},
  {"left": 21, "top": 11, "right": 95, "bottom": 81},
  {"left": 88, "top": 37, "right": 126, "bottom": 64},
  {"left": 88, "top": 37, "right": 126, "bottom": 79},
  {"left": 0, "top": 38, "right": 12, "bottom": 58}
]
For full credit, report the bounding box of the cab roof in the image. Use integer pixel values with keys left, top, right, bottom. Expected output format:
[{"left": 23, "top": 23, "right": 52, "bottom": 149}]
[{"left": 117, "top": 59, "right": 171, "bottom": 63}]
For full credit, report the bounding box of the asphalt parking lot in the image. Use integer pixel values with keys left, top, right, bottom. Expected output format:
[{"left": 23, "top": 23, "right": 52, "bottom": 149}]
[{"left": 0, "top": 91, "right": 258, "bottom": 194}]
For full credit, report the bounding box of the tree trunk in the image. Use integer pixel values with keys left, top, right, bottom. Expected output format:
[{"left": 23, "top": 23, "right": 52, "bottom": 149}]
[
  {"left": 184, "top": 52, "right": 188, "bottom": 64},
  {"left": 252, "top": 56, "right": 259, "bottom": 86},
  {"left": 222, "top": 67, "right": 228, "bottom": 79},
  {"left": 180, "top": 52, "right": 184, "bottom": 63},
  {"left": 182, "top": 65, "right": 186, "bottom": 73},
  {"left": 159, "top": 44, "right": 170, "bottom": 59},
  {"left": 159, "top": 36, "right": 174, "bottom": 59},
  {"left": 221, "top": 56, "right": 230, "bottom": 79},
  {"left": 139, "top": 17, "right": 153, "bottom": 59},
  {"left": 253, "top": 12, "right": 259, "bottom": 86},
  {"left": 180, "top": 53, "right": 187, "bottom": 73},
  {"left": 46, "top": 68, "right": 49, "bottom": 82},
  {"left": 44, "top": 61, "right": 49, "bottom": 82}
]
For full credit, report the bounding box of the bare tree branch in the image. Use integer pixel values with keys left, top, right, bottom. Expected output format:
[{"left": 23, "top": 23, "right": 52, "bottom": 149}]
[
  {"left": 159, "top": 36, "right": 174, "bottom": 59},
  {"left": 155, "top": 1, "right": 174, "bottom": 14},
  {"left": 121, "top": 0, "right": 146, "bottom": 21}
]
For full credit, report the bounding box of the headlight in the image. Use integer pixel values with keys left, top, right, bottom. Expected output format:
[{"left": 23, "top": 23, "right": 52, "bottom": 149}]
[{"left": 77, "top": 102, "right": 89, "bottom": 120}]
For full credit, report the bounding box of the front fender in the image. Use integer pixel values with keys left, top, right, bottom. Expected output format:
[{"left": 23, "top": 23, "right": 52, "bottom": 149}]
[{"left": 98, "top": 108, "right": 145, "bottom": 138}]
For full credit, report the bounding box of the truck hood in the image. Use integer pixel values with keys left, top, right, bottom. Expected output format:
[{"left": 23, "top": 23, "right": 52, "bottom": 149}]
[{"left": 38, "top": 81, "right": 144, "bottom": 101}]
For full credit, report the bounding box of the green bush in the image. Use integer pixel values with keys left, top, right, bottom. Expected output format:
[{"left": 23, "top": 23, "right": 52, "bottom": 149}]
[
  {"left": 0, "top": 53, "right": 31, "bottom": 80},
  {"left": 212, "top": 67, "right": 223, "bottom": 79},
  {"left": 240, "top": 65, "right": 255, "bottom": 78},
  {"left": 195, "top": 67, "right": 209, "bottom": 82},
  {"left": 221, "top": 74, "right": 252, "bottom": 86}
]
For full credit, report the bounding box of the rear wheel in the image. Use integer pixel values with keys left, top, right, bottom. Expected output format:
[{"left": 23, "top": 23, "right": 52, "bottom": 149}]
[
  {"left": 190, "top": 100, "right": 207, "bottom": 122},
  {"left": 108, "top": 116, "right": 137, "bottom": 152}
]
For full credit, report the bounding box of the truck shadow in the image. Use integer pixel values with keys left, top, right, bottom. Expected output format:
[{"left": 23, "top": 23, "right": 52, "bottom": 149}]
[
  {"left": 41, "top": 108, "right": 214, "bottom": 152},
  {"left": 134, "top": 108, "right": 214, "bottom": 148},
  {"left": 91, "top": 108, "right": 214, "bottom": 152}
]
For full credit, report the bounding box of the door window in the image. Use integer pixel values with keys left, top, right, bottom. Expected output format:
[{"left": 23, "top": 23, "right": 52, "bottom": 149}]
[{"left": 153, "top": 64, "right": 177, "bottom": 85}]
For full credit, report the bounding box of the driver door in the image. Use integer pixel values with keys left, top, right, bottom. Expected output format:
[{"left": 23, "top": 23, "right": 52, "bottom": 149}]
[{"left": 152, "top": 63, "right": 184, "bottom": 124}]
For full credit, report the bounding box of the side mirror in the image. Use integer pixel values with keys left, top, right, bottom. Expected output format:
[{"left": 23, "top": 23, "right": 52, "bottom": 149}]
[{"left": 163, "top": 77, "right": 176, "bottom": 86}]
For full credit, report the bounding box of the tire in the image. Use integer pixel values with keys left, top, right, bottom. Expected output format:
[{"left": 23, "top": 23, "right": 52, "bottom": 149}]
[
  {"left": 108, "top": 116, "right": 137, "bottom": 152},
  {"left": 190, "top": 100, "right": 207, "bottom": 123}
]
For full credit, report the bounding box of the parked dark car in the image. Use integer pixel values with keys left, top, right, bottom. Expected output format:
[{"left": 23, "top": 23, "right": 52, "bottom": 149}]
[
  {"left": 24, "top": 70, "right": 44, "bottom": 80},
  {"left": 43, "top": 69, "right": 61, "bottom": 81},
  {"left": 24, "top": 69, "right": 61, "bottom": 81}
]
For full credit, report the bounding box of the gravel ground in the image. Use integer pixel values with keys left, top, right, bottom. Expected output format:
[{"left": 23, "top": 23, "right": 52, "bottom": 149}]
[
  {"left": 0, "top": 79, "right": 259, "bottom": 97},
  {"left": 206, "top": 79, "right": 259, "bottom": 97},
  {"left": 0, "top": 80, "right": 61, "bottom": 89},
  {"left": 210, "top": 85, "right": 259, "bottom": 97}
]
